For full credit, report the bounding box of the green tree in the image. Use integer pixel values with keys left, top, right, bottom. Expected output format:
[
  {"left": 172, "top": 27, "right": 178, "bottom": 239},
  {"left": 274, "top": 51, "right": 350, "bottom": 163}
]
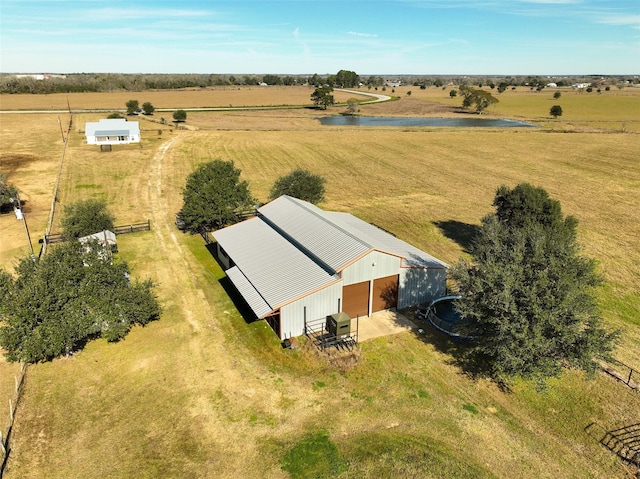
[
  {"left": 107, "top": 112, "right": 123, "bottom": 119},
  {"left": 61, "top": 199, "right": 115, "bottom": 239},
  {"left": 459, "top": 86, "right": 499, "bottom": 113},
  {"left": 550, "top": 105, "right": 563, "bottom": 118},
  {"left": 449, "top": 90, "right": 457, "bottom": 98},
  {"left": 345, "top": 98, "right": 359, "bottom": 116},
  {"left": 553, "top": 91, "right": 562, "bottom": 100},
  {"left": 308, "top": 73, "right": 323, "bottom": 87},
  {"left": 334, "top": 69, "right": 360, "bottom": 88},
  {"left": 310, "top": 86, "right": 334, "bottom": 110},
  {"left": 269, "top": 169, "right": 326, "bottom": 204},
  {"left": 0, "top": 172, "right": 19, "bottom": 211},
  {"left": 142, "top": 101, "right": 155, "bottom": 115},
  {"left": 125, "top": 99, "right": 139, "bottom": 115},
  {"left": 451, "top": 183, "right": 617, "bottom": 387},
  {"left": 262, "top": 74, "right": 282, "bottom": 85},
  {"left": 173, "top": 109, "right": 187, "bottom": 122},
  {"left": 0, "top": 241, "right": 160, "bottom": 363},
  {"left": 179, "top": 159, "right": 255, "bottom": 233}
]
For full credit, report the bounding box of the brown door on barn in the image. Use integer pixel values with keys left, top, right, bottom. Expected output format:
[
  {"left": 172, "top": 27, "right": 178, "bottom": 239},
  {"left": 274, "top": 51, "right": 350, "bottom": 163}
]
[
  {"left": 372, "top": 275, "right": 399, "bottom": 313},
  {"left": 342, "top": 281, "right": 370, "bottom": 318}
]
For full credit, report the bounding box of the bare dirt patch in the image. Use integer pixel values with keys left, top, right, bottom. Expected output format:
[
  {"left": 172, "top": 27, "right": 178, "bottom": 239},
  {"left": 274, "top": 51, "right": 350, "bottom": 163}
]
[
  {"left": 0, "top": 86, "right": 371, "bottom": 111},
  {"left": 0, "top": 153, "right": 38, "bottom": 178}
]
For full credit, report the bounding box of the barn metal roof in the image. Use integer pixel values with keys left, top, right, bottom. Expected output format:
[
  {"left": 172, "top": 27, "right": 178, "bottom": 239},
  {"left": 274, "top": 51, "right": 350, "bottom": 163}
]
[
  {"left": 258, "top": 196, "right": 371, "bottom": 272},
  {"left": 325, "top": 212, "right": 449, "bottom": 269},
  {"left": 213, "top": 216, "right": 339, "bottom": 318},
  {"left": 258, "top": 196, "right": 448, "bottom": 270}
]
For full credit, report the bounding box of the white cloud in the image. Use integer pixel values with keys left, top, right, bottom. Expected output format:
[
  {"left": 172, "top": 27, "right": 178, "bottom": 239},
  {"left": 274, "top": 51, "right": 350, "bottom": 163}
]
[
  {"left": 347, "top": 31, "right": 378, "bottom": 38},
  {"left": 596, "top": 14, "right": 640, "bottom": 30}
]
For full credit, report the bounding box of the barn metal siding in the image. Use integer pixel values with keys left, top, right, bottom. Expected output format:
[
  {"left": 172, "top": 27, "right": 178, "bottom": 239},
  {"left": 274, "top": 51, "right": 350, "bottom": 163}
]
[
  {"left": 341, "top": 251, "right": 401, "bottom": 285},
  {"left": 280, "top": 282, "right": 343, "bottom": 339},
  {"left": 216, "top": 243, "right": 231, "bottom": 270},
  {"left": 398, "top": 267, "right": 447, "bottom": 309}
]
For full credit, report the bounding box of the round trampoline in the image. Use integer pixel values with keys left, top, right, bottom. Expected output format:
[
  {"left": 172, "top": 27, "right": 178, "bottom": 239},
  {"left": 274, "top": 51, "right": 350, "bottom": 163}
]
[{"left": 425, "top": 296, "right": 474, "bottom": 341}]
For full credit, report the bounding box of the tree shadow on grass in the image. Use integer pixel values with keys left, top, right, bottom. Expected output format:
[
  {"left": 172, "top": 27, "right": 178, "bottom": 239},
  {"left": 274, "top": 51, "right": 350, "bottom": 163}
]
[
  {"left": 409, "top": 313, "right": 511, "bottom": 392},
  {"left": 433, "top": 220, "right": 481, "bottom": 254}
]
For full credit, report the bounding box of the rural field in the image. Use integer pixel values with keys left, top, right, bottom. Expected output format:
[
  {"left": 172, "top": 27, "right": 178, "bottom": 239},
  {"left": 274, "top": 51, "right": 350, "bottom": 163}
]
[{"left": 1, "top": 86, "right": 639, "bottom": 478}]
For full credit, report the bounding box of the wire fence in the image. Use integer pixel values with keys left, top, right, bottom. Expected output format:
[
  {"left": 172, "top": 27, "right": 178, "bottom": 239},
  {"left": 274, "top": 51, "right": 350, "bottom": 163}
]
[
  {"left": 0, "top": 362, "right": 27, "bottom": 475},
  {"left": 601, "top": 359, "right": 639, "bottom": 392}
]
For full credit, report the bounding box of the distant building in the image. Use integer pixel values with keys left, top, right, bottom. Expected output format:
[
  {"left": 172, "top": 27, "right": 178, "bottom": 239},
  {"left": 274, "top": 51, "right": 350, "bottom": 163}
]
[
  {"left": 572, "top": 83, "right": 591, "bottom": 89},
  {"left": 546, "top": 83, "right": 558, "bottom": 88},
  {"left": 85, "top": 119, "right": 140, "bottom": 147}
]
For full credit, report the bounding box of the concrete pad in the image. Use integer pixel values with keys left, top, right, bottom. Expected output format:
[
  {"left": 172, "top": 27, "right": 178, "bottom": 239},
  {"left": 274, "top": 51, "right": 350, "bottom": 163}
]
[{"left": 352, "top": 310, "right": 416, "bottom": 342}]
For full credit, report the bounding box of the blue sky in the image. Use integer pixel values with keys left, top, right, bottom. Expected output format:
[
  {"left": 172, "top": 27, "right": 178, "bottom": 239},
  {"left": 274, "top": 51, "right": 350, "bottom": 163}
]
[{"left": 1, "top": 0, "right": 638, "bottom": 75}]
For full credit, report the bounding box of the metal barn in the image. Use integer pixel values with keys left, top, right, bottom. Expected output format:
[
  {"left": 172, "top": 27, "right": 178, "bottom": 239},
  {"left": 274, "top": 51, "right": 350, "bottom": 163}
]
[{"left": 213, "top": 196, "right": 447, "bottom": 339}]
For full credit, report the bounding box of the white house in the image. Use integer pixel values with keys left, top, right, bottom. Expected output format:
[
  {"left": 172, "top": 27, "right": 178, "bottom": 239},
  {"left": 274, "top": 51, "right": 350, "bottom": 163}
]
[
  {"left": 213, "top": 196, "right": 448, "bottom": 339},
  {"left": 85, "top": 119, "right": 140, "bottom": 146}
]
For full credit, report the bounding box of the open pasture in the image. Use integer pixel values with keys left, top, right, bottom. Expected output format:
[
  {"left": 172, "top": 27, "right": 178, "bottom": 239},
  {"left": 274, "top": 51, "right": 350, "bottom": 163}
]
[
  {"left": 365, "top": 85, "right": 640, "bottom": 132},
  {"left": 0, "top": 85, "right": 368, "bottom": 111},
  {"left": 1, "top": 88, "right": 639, "bottom": 478}
]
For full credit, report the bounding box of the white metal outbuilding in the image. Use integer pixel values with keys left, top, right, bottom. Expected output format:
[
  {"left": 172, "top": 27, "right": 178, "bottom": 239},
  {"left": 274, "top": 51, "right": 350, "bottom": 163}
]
[{"left": 213, "top": 196, "right": 448, "bottom": 339}]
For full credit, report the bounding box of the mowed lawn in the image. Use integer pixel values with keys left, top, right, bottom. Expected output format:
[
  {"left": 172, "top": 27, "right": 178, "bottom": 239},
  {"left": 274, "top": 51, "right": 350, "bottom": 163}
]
[{"left": 1, "top": 89, "right": 639, "bottom": 478}]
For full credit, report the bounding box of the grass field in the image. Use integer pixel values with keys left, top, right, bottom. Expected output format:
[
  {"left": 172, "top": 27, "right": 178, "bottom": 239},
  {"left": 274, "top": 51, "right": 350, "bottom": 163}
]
[{"left": 1, "top": 87, "right": 639, "bottom": 478}]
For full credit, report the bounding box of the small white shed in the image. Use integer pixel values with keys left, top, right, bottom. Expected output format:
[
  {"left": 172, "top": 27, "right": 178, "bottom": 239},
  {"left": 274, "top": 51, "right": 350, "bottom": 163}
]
[
  {"left": 79, "top": 230, "right": 117, "bottom": 252},
  {"left": 85, "top": 119, "right": 140, "bottom": 146}
]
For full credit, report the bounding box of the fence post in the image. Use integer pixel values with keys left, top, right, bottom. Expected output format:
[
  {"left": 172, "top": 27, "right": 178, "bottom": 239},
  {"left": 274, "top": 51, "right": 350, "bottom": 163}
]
[
  {"left": 9, "top": 400, "right": 13, "bottom": 423},
  {"left": 629, "top": 368, "right": 634, "bottom": 386}
]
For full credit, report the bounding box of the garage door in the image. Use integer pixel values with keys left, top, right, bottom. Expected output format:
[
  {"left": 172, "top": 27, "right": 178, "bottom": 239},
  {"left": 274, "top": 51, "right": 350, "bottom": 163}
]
[
  {"left": 342, "top": 281, "right": 369, "bottom": 318},
  {"left": 372, "top": 275, "right": 399, "bottom": 313}
]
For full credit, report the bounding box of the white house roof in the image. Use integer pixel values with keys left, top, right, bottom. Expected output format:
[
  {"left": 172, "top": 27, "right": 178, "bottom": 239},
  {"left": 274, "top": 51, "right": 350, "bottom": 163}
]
[
  {"left": 85, "top": 118, "right": 140, "bottom": 136},
  {"left": 213, "top": 196, "right": 447, "bottom": 319}
]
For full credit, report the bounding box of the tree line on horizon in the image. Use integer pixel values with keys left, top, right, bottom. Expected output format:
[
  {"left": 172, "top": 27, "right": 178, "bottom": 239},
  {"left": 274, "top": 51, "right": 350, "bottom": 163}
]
[{"left": 1, "top": 71, "right": 635, "bottom": 95}]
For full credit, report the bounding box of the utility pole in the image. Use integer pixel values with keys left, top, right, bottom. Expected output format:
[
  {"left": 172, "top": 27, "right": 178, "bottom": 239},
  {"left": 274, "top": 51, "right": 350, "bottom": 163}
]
[{"left": 11, "top": 191, "right": 35, "bottom": 262}]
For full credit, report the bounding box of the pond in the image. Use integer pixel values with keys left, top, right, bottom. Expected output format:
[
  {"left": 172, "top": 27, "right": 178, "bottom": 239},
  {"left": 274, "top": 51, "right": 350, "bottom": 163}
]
[{"left": 319, "top": 116, "right": 537, "bottom": 128}]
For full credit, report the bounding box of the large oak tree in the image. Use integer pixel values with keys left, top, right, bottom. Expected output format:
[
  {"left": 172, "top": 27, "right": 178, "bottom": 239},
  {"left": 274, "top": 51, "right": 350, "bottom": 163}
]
[
  {"left": 0, "top": 241, "right": 160, "bottom": 363},
  {"left": 61, "top": 199, "right": 115, "bottom": 239},
  {"left": 179, "top": 159, "right": 255, "bottom": 233},
  {"left": 451, "top": 183, "right": 617, "bottom": 386},
  {"left": 269, "top": 169, "right": 326, "bottom": 205}
]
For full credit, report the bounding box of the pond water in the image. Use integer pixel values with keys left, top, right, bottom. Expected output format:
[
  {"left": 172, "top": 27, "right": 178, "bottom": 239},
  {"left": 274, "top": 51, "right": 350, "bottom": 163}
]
[{"left": 319, "top": 116, "right": 537, "bottom": 128}]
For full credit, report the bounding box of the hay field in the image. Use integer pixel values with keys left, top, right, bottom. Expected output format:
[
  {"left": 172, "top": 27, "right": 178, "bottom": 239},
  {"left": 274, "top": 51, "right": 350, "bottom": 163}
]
[
  {"left": 1, "top": 89, "right": 639, "bottom": 478},
  {"left": 363, "top": 85, "right": 640, "bottom": 131},
  {"left": 0, "top": 85, "right": 368, "bottom": 111}
]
